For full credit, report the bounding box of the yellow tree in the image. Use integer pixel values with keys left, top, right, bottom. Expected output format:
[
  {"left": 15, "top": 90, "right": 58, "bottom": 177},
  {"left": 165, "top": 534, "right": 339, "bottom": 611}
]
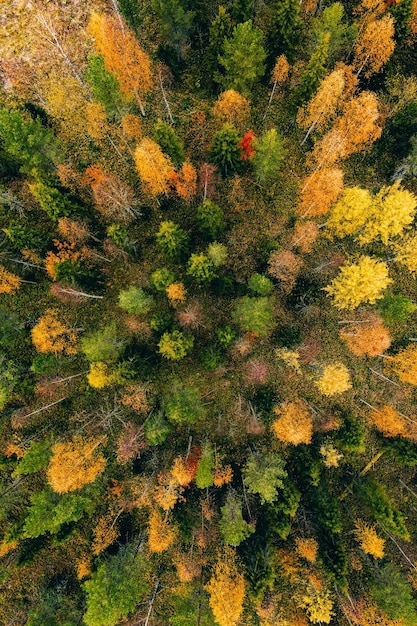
[
  {"left": 148, "top": 509, "right": 176, "bottom": 553},
  {"left": 315, "top": 363, "right": 352, "bottom": 396},
  {"left": 385, "top": 345, "right": 417, "bottom": 385},
  {"left": 297, "top": 168, "right": 344, "bottom": 218},
  {"left": 368, "top": 405, "right": 408, "bottom": 437},
  {"left": 354, "top": 16, "right": 395, "bottom": 78},
  {"left": 354, "top": 520, "right": 385, "bottom": 558},
  {"left": 88, "top": 12, "right": 152, "bottom": 115},
  {"left": 272, "top": 399, "right": 313, "bottom": 445},
  {"left": 135, "top": 138, "right": 175, "bottom": 196},
  {"left": 87, "top": 362, "right": 115, "bottom": 389},
  {"left": 205, "top": 548, "right": 246, "bottom": 626},
  {"left": 31, "top": 309, "right": 78, "bottom": 354},
  {"left": 0, "top": 266, "right": 21, "bottom": 294},
  {"left": 295, "top": 537, "right": 318, "bottom": 562},
  {"left": 394, "top": 233, "right": 417, "bottom": 275},
  {"left": 297, "top": 68, "right": 345, "bottom": 144},
  {"left": 326, "top": 187, "right": 373, "bottom": 238},
  {"left": 212, "top": 90, "right": 250, "bottom": 126},
  {"left": 324, "top": 256, "right": 392, "bottom": 310},
  {"left": 340, "top": 314, "right": 391, "bottom": 357},
  {"left": 47, "top": 435, "right": 106, "bottom": 493},
  {"left": 264, "top": 55, "right": 289, "bottom": 120},
  {"left": 166, "top": 282, "right": 186, "bottom": 307}
]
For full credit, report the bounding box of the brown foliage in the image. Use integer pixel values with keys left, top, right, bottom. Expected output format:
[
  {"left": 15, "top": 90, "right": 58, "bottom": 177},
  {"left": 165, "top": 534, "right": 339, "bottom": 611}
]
[
  {"left": 57, "top": 218, "right": 91, "bottom": 244},
  {"left": 290, "top": 221, "right": 319, "bottom": 252},
  {"left": 243, "top": 359, "right": 270, "bottom": 385},
  {"left": 83, "top": 163, "right": 137, "bottom": 222},
  {"left": 267, "top": 249, "right": 302, "bottom": 291},
  {"left": 120, "top": 384, "right": 150, "bottom": 415},
  {"left": 176, "top": 302, "right": 204, "bottom": 329},
  {"left": 116, "top": 422, "right": 146, "bottom": 464}
]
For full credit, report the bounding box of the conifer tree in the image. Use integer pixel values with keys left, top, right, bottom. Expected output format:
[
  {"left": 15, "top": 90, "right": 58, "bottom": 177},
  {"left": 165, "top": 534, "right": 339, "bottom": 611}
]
[{"left": 218, "top": 21, "right": 266, "bottom": 95}]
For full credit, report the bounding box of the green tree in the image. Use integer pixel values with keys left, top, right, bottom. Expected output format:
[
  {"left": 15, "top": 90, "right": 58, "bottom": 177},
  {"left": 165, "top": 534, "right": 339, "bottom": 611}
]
[
  {"left": 210, "top": 124, "right": 241, "bottom": 176},
  {"left": 29, "top": 180, "right": 79, "bottom": 221},
  {"left": 82, "top": 324, "right": 125, "bottom": 363},
  {"left": 195, "top": 443, "right": 215, "bottom": 488},
  {"left": 232, "top": 296, "right": 275, "bottom": 336},
  {"left": 362, "top": 477, "right": 409, "bottom": 540},
  {"left": 156, "top": 221, "right": 189, "bottom": 258},
  {"left": 152, "top": 0, "right": 195, "bottom": 60},
  {"left": 295, "top": 33, "right": 330, "bottom": 104},
  {"left": 13, "top": 441, "right": 51, "bottom": 476},
  {"left": 312, "top": 3, "right": 355, "bottom": 64},
  {"left": 151, "top": 268, "right": 176, "bottom": 291},
  {"left": 248, "top": 273, "right": 274, "bottom": 296},
  {"left": 219, "top": 492, "right": 254, "bottom": 546},
  {"left": 377, "top": 291, "right": 417, "bottom": 324},
  {"left": 243, "top": 452, "right": 287, "bottom": 504},
  {"left": 118, "top": 286, "right": 154, "bottom": 315},
  {"left": 371, "top": 564, "right": 417, "bottom": 624},
  {"left": 253, "top": 128, "right": 285, "bottom": 186},
  {"left": 83, "top": 543, "right": 151, "bottom": 626},
  {"left": 187, "top": 253, "right": 216, "bottom": 283},
  {"left": 208, "top": 6, "right": 232, "bottom": 82},
  {"left": 269, "top": 0, "right": 302, "bottom": 59},
  {"left": 158, "top": 330, "right": 194, "bottom": 360},
  {"left": 22, "top": 488, "right": 93, "bottom": 538},
  {"left": 153, "top": 119, "right": 185, "bottom": 165},
  {"left": 84, "top": 55, "right": 124, "bottom": 119},
  {"left": 207, "top": 242, "right": 228, "bottom": 267},
  {"left": 165, "top": 384, "right": 205, "bottom": 424},
  {"left": 196, "top": 200, "right": 225, "bottom": 238},
  {"left": 145, "top": 411, "right": 172, "bottom": 445},
  {"left": 218, "top": 21, "right": 266, "bottom": 94}
]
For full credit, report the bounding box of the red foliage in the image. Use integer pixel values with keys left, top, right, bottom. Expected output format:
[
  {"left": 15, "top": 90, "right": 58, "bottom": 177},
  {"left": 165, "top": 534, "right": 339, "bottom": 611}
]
[{"left": 238, "top": 130, "right": 256, "bottom": 160}]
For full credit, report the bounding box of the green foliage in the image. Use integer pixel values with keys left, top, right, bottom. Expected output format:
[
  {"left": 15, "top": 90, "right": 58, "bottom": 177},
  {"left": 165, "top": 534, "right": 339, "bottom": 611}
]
[
  {"left": 158, "top": 330, "right": 194, "bottom": 360},
  {"left": 232, "top": 296, "right": 275, "bottom": 336},
  {"left": 13, "top": 441, "right": 51, "bottom": 476},
  {"left": 243, "top": 452, "right": 287, "bottom": 504},
  {"left": 30, "top": 353, "right": 63, "bottom": 375},
  {"left": 106, "top": 224, "right": 132, "bottom": 251},
  {"left": 362, "top": 477, "right": 410, "bottom": 540},
  {"left": 115, "top": 0, "right": 143, "bottom": 32},
  {"left": 187, "top": 253, "right": 216, "bottom": 282},
  {"left": 82, "top": 324, "right": 124, "bottom": 363},
  {"left": 219, "top": 492, "right": 254, "bottom": 546},
  {"left": 196, "top": 200, "right": 225, "bottom": 238},
  {"left": 118, "top": 286, "right": 154, "bottom": 315},
  {"left": 389, "top": 0, "right": 414, "bottom": 42},
  {"left": 3, "top": 221, "right": 46, "bottom": 250},
  {"left": 165, "top": 385, "right": 205, "bottom": 424},
  {"left": 295, "top": 33, "right": 330, "bottom": 104},
  {"left": 336, "top": 414, "right": 365, "bottom": 453},
  {"left": 0, "top": 107, "right": 60, "bottom": 174},
  {"left": 195, "top": 443, "right": 215, "bottom": 488},
  {"left": 253, "top": 129, "right": 285, "bottom": 186},
  {"left": 153, "top": 119, "right": 185, "bottom": 164},
  {"left": 156, "top": 221, "right": 189, "bottom": 258},
  {"left": 210, "top": 124, "right": 242, "bottom": 176},
  {"left": 248, "top": 273, "right": 274, "bottom": 296},
  {"left": 152, "top": 0, "right": 195, "bottom": 60},
  {"left": 22, "top": 488, "right": 93, "bottom": 538},
  {"left": 83, "top": 543, "right": 151, "bottom": 626},
  {"left": 145, "top": 411, "right": 172, "bottom": 445},
  {"left": 0, "top": 308, "right": 22, "bottom": 349},
  {"left": 217, "top": 325, "right": 237, "bottom": 346},
  {"left": 151, "top": 268, "right": 176, "bottom": 291},
  {"left": 218, "top": 20, "right": 266, "bottom": 94},
  {"left": 208, "top": 6, "right": 232, "bottom": 80},
  {"left": 29, "top": 180, "right": 79, "bottom": 221},
  {"left": 84, "top": 55, "right": 124, "bottom": 118},
  {"left": 377, "top": 291, "right": 417, "bottom": 324},
  {"left": 269, "top": 0, "right": 302, "bottom": 58},
  {"left": 207, "top": 242, "right": 227, "bottom": 267},
  {"left": 371, "top": 564, "right": 417, "bottom": 625},
  {"left": 312, "top": 3, "right": 355, "bottom": 63}
]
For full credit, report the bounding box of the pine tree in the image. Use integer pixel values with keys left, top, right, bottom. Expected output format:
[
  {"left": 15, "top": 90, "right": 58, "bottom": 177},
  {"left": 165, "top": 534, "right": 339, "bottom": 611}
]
[
  {"left": 218, "top": 21, "right": 266, "bottom": 95},
  {"left": 295, "top": 32, "right": 330, "bottom": 104}
]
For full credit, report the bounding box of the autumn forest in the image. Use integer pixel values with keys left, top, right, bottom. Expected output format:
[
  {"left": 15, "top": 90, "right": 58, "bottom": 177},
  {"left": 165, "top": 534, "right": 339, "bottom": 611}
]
[{"left": 2, "top": 0, "right": 417, "bottom": 624}]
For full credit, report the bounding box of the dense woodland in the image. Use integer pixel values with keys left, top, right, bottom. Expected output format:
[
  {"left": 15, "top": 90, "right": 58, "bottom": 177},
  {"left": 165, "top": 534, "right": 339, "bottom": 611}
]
[{"left": 2, "top": 0, "right": 417, "bottom": 623}]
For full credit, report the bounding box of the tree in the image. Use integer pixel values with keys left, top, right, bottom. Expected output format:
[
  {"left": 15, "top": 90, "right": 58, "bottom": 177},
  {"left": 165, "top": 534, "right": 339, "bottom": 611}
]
[
  {"left": 295, "top": 537, "right": 318, "bottom": 562},
  {"left": 210, "top": 124, "right": 242, "bottom": 176},
  {"left": 377, "top": 291, "right": 417, "bottom": 324},
  {"left": 148, "top": 508, "right": 176, "bottom": 552},
  {"left": 165, "top": 385, "right": 205, "bottom": 424},
  {"left": 153, "top": 119, "right": 185, "bottom": 164},
  {"left": 354, "top": 16, "right": 395, "bottom": 78},
  {"left": 28, "top": 179, "right": 79, "bottom": 221},
  {"left": 312, "top": 2, "right": 354, "bottom": 64},
  {"left": 335, "top": 90, "right": 382, "bottom": 158},
  {"left": 84, "top": 54, "right": 124, "bottom": 119},
  {"left": 394, "top": 233, "right": 417, "bottom": 275},
  {"left": 340, "top": 314, "right": 391, "bottom": 357},
  {"left": 272, "top": 399, "right": 313, "bottom": 445},
  {"left": 135, "top": 138, "right": 175, "bottom": 196},
  {"left": 187, "top": 253, "right": 216, "bottom": 283},
  {"left": 248, "top": 273, "right": 274, "bottom": 296},
  {"left": 83, "top": 544, "right": 151, "bottom": 626},
  {"left": 166, "top": 282, "right": 186, "bottom": 306},
  {"left": 252, "top": 128, "right": 285, "bottom": 186},
  {"left": 23, "top": 488, "right": 93, "bottom": 539},
  {"left": 290, "top": 220, "right": 319, "bottom": 252},
  {"left": 218, "top": 21, "right": 266, "bottom": 94},
  {"left": 196, "top": 200, "right": 225, "bottom": 239},
  {"left": 207, "top": 242, "right": 228, "bottom": 267},
  {"left": 295, "top": 32, "right": 330, "bottom": 104},
  {"left": 324, "top": 256, "right": 392, "bottom": 310},
  {"left": 0, "top": 266, "right": 21, "bottom": 294},
  {"left": 212, "top": 90, "right": 250, "bottom": 126},
  {"left": 83, "top": 164, "right": 137, "bottom": 222},
  {"left": 264, "top": 54, "right": 290, "bottom": 119},
  {"left": 47, "top": 435, "right": 106, "bottom": 493},
  {"left": 368, "top": 405, "right": 408, "bottom": 438},
  {"left": 243, "top": 452, "right": 287, "bottom": 504},
  {"left": 32, "top": 309, "right": 78, "bottom": 355},
  {"left": 267, "top": 249, "right": 302, "bottom": 290},
  {"left": 315, "top": 362, "right": 352, "bottom": 396},
  {"left": 326, "top": 186, "right": 373, "bottom": 238},
  {"left": 156, "top": 221, "right": 189, "bottom": 258},
  {"left": 297, "top": 168, "right": 344, "bottom": 217},
  {"left": 158, "top": 330, "right": 194, "bottom": 360},
  {"left": 269, "top": 0, "right": 302, "bottom": 58},
  {"left": 118, "top": 286, "right": 154, "bottom": 315},
  {"left": 169, "top": 162, "right": 197, "bottom": 200},
  {"left": 219, "top": 492, "right": 254, "bottom": 546},
  {"left": 385, "top": 344, "right": 417, "bottom": 385},
  {"left": 205, "top": 548, "right": 246, "bottom": 626},
  {"left": 238, "top": 129, "right": 256, "bottom": 161},
  {"left": 232, "top": 296, "right": 275, "bottom": 336},
  {"left": 87, "top": 362, "right": 115, "bottom": 389},
  {"left": 195, "top": 442, "right": 215, "bottom": 488},
  {"left": 82, "top": 324, "right": 124, "bottom": 362},
  {"left": 152, "top": 0, "right": 195, "bottom": 60},
  {"left": 88, "top": 13, "right": 152, "bottom": 115}
]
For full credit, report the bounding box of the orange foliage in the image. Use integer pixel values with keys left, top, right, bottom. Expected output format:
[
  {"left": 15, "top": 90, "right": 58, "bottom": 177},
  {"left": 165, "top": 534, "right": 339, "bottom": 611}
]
[
  {"left": 88, "top": 13, "right": 152, "bottom": 106},
  {"left": 213, "top": 464, "right": 233, "bottom": 487},
  {"left": 121, "top": 384, "right": 150, "bottom": 414},
  {"left": 272, "top": 400, "right": 313, "bottom": 445},
  {"left": 0, "top": 539, "right": 19, "bottom": 557},
  {"left": 57, "top": 218, "right": 90, "bottom": 244},
  {"left": 290, "top": 221, "right": 319, "bottom": 252},
  {"left": 297, "top": 168, "right": 344, "bottom": 218},
  {"left": 148, "top": 508, "right": 176, "bottom": 553},
  {"left": 173, "top": 552, "right": 202, "bottom": 582},
  {"left": 335, "top": 91, "right": 382, "bottom": 158},
  {"left": 0, "top": 265, "right": 21, "bottom": 294},
  {"left": 212, "top": 90, "right": 250, "bottom": 125},
  {"left": 83, "top": 163, "right": 136, "bottom": 222},
  {"left": 31, "top": 309, "right": 78, "bottom": 355},
  {"left": 368, "top": 405, "right": 408, "bottom": 437},
  {"left": 134, "top": 138, "right": 175, "bottom": 196},
  {"left": 169, "top": 162, "right": 197, "bottom": 200},
  {"left": 354, "top": 16, "right": 395, "bottom": 78},
  {"left": 121, "top": 113, "right": 142, "bottom": 139},
  {"left": 45, "top": 240, "right": 81, "bottom": 281},
  {"left": 205, "top": 548, "right": 246, "bottom": 626},
  {"left": 385, "top": 344, "right": 417, "bottom": 385},
  {"left": 340, "top": 314, "right": 391, "bottom": 356},
  {"left": 272, "top": 54, "right": 290, "bottom": 85},
  {"left": 85, "top": 101, "right": 107, "bottom": 140},
  {"left": 154, "top": 471, "right": 184, "bottom": 510},
  {"left": 171, "top": 456, "right": 196, "bottom": 487},
  {"left": 47, "top": 435, "right": 106, "bottom": 493},
  {"left": 166, "top": 282, "right": 186, "bottom": 306},
  {"left": 92, "top": 512, "right": 119, "bottom": 555},
  {"left": 295, "top": 537, "right": 318, "bottom": 562},
  {"left": 76, "top": 554, "right": 92, "bottom": 580}
]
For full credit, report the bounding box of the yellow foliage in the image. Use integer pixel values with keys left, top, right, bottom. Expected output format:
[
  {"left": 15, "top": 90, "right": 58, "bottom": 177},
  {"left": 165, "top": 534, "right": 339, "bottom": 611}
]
[
  {"left": 295, "top": 537, "right": 318, "bottom": 562},
  {"left": 135, "top": 138, "right": 175, "bottom": 196},
  {"left": 385, "top": 345, "right": 417, "bottom": 385},
  {"left": 297, "top": 582, "right": 334, "bottom": 624},
  {"left": 31, "top": 309, "right": 78, "bottom": 355},
  {"left": 92, "top": 513, "right": 119, "bottom": 556},
  {"left": 320, "top": 442, "right": 343, "bottom": 467},
  {"left": 212, "top": 90, "right": 250, "bottom": 125},
  {"left": 316, "top": 363, "right": 351, "bottom": 396},
  {"left": 0, "top": 265, "right": 21, "bottom": 294},
  {"left": 154, "top": 472, "right": 184, "bottom": 511},
  {"left": 326, "top": 187, "right": 373, "bottom": 238},
  {"left": 205, "top": 548, "right": 246, "bottom": 626},
  {"left": 272, "top": 400, "right": 313, "bottom": 445},
  {"left": 213, "top": 464, "right": 233, "bottom": 487},
  {"left": 354, "top": 520, "right": 385, "bottom": 558},
  {"left": 336, "top": 91, "right": 382, "bottom": 158},
  {"left": 297, "top": 69, "right": 345, "bottom": 134},
  {"left": 87, "top": 362, "right": 115, "bottom": 389},
  {"left": 394, "top": 233, "right": 417, "bottom": 275},
  {"left": 324, "top": 256, "right": 392, "bottom": 310},
  {"left": 47, "top": 436, "right": 106, "bottom": 494},
  {"left": 171, "top": 456, "right": 195, "bottom": 487},
  {"left": 339, "top": 314, "right": 391, "bottom": 357},
  {"left": 167, "top": 282, "right": 186, "bottom": 306},
  {"left": 76, "top": 554, "right": 92, "bottom": 580},
  {"left": 0, "top": 539, "right": 19, "bottom": 557},
  {"left": 275, "top": 347, "right": 301, "bottom": 372},
  {"left": 272, "top": 54, "right": 290, "bottom": 85},
  {"left": 85, "top": 101, "right": 107, "bottom": 140},
  {"left": 148, "top": 508, "right": 176, "bottom": 553},
  {"left": 121, "top": 113, "right": 142, "bottom": 139},
  {"left": 354, "top": 16, "right": 395, "bottom": 78}
]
